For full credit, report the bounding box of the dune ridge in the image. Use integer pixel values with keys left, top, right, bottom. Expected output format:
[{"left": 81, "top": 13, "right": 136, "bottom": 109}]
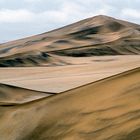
[
  {"left": 0, "top": 15, "right": 140, "bottom": 140},
  {"left": 0, "top": 55, "right": 139, "bottom": 92},
  {"left": 0, "top": 67, "right": 139, "bottom": 140},
  {"left": 0, "top": 83, "right": 54, "bottom": 105},
  {"left": 0, "top": 15, "right": 140, "bottom": 66}
]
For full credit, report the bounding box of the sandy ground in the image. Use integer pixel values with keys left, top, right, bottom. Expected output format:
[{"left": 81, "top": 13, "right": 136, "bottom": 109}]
[
  {"left": 0, "top": 84, "right": 53, "bottom": 105},
  {"left": 0, "top": 15, "right": 140, "bottom": 140},
  {"left": 0, "top": 55, "right": 140, "bottom": 92},
  {"left": 0, "top": 15, "right": 140, "bottom": 66}
]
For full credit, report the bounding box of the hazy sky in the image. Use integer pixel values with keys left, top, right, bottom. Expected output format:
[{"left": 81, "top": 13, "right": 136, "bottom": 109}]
[{"left": 0, "top": 0, "right": 140, "bottom": 43}]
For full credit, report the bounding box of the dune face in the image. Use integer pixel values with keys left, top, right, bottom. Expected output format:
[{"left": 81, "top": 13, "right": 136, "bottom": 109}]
[
  {"left": 0, "top": 15, "right": 140, "bottom": 140},
  {"left": 0, "top": 15, "right": 140, "bottom": 66},
  {"left": 0, "top": 68, "right": 140, "bottom": 140},
  {"left": 0, "top": 55, "right": 140, "bottom": 93},
  {"left": 0, "top": 84, "right": 53, "bottom": 105}
]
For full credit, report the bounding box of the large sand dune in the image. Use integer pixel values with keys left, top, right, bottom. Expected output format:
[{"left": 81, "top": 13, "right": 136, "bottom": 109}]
[
  {"left": 0, "top": 83, "right": 53, "bottom": 105},
  {"left": 0, "top": 15, "right": 140, "bottom": 139},
  {"left": 0, "top": 68, "right": 140, "bottom": 140},
  {"left": 0, "top": 15, "right": 140, "bottom": 66}
]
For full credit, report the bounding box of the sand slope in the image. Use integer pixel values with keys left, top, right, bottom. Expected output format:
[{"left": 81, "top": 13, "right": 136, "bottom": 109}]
[
  {"left": 0, "top": 15, "right": 140, "bottom": 66},
  {"left": 0, "top": 15, "right": 140, "bottom": 140},
  {"left": 0, "top": 55, "right": 140, "bottom": 92},
  {"left": 0, "top": 67, "right": 139, "bottom": 140},
  {"left": 0, "top": 83, "right": 53, "bottom": 105}
]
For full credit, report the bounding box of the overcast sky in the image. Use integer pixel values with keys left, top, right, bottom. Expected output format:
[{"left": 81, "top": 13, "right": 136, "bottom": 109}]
[{"left": 0, "top": 0, "right": 140, "bottom": 43}]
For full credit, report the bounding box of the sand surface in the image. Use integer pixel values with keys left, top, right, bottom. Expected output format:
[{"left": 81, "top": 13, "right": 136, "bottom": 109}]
[
  {"left": 0, "top": 83, "right": 52, "bottom": 105},
  {"left": 0, "top": 68, "right": 140, "bottom": 140},
  {"left": 0, "top": 15, "right": 140, "bottom": 140},
  {"left": 0, "top": 55, "right": 140, "bottom": 92},
  {"left": 0, "top": 15, "right": 140, "bottom": 66}
]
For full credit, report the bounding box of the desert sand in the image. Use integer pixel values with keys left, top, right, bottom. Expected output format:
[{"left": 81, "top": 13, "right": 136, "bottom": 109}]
[
  {"left": 0, "top": 68, "right": 140, "bottom": 140},
  {"left": 0, "top": 15, "right": 140, "bottom": 67},
  {"left": 0, "top": 15, "right": 140, "bottom": 140},
  {"left": 0, "top": 55, "right": 140, "bottom": 92}
]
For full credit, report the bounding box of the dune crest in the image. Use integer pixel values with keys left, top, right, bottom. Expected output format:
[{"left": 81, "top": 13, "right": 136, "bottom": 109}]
[
  {"left": 0, "top": 83, "right": 52, "bottom": 105},
  {"left": 0, "top": 15, "right": 140, "bottom": 66}
]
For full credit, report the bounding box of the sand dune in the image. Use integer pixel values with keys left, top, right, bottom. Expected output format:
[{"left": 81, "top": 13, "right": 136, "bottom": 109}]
[
  {"left": 0, "top": 55, "right": 140, "bottom": 92},
  {"left": 0, "top": 15, "right": 140, "bottom": 140},
  {"left": 0, "top": 15, "right": 140, "bottom": 66},
  {"left": 0, "top": 67, "right": 139, "bottom": 140},
  {"left": 0, "top": 83, "right": 52, "bottom": 105}
]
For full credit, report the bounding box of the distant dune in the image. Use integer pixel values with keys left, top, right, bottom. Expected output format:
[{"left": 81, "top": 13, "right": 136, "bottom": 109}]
[
  {"left": 0, "top": 15, "right": 140, "bottom": 140},
  {"left": 0, "top": 15, "right": 140, "bottom": 66},
  {"left": 0, "top": 55, "right": 140, "bottom": 93}
]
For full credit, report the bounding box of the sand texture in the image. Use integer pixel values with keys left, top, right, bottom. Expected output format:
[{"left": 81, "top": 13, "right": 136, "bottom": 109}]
[{"left": 0, "top": 15, "right": 140, "bottom": 140}]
